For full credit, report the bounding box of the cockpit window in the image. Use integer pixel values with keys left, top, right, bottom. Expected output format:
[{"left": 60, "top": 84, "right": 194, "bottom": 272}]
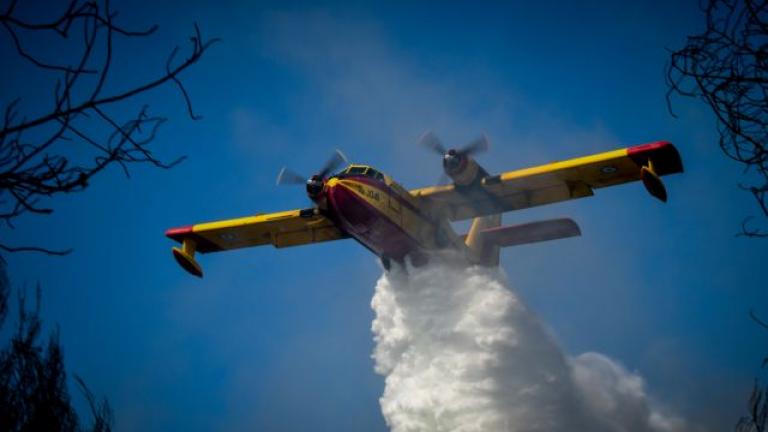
[
  {"left": 346, "top": 166, "right": 368, "bottom": 175},
  {"left": 331, "top": 165, "right": 386, "bottom": 182},
  {"left": 367, "top": 168, "right": 385, "bottom": 181}
]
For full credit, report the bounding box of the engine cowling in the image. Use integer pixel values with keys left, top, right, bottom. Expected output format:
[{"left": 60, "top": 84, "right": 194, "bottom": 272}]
[{"left": 443, "top": 151, "right": 481, "bottom": 186}]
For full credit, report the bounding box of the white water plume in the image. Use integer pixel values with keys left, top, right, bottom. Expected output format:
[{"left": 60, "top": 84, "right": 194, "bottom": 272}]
[{"left": 370, "top": 257, "right": 686, "bottom": 432}]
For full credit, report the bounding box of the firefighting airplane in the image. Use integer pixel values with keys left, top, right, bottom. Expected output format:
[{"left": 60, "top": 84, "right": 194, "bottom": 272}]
[{"left": 166, "top": 133, "right": 683, "bottom": 277}]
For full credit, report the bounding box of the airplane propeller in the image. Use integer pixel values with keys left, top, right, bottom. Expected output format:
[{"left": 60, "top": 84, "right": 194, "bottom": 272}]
[
  {"left": 419, "top": 130, "right": 489, "bottom": 159},
  {"left": 419, "top": 131, "right": 489, "bottom": 183},
  {"left": 275, "top": 149, "right": 349, "bottom": 186},
  {"left": 276, "top": 149, "right": 349, "bottom": 203},
  {"left": 275, "top": 167, "right": 306, "bottom": 186},
  {"left": 419, "top": 130, "right": 447, "bottom": 155},
  {"left": 318, "top": 149, "right": 349, "bottom": 178}
]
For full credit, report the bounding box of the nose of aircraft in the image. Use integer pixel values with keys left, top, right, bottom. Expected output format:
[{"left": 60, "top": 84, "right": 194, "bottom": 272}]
[{"left": 325, "top": 176, "right": 340, "bottom": 190}]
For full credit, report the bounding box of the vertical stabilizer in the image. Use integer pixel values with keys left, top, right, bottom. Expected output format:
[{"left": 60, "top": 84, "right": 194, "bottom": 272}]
[{"left": 465, "top": 213, "right": 502, "bottom": 266}]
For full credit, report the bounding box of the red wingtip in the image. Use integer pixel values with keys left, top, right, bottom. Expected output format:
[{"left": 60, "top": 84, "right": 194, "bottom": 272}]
[
  {"left": 627, "top": 141, "right": 684, "bottom": 176},
  {"left": 626, "top": 140, "right": 671, "bottom": 155},
  {"left": 165, "top": 225, "right": 193, "bottom": 240}
]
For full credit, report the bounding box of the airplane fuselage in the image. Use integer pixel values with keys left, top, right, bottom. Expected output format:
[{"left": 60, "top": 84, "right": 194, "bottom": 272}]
[{"left": 322, "top": 171, "right": 447, "bottom": 266}]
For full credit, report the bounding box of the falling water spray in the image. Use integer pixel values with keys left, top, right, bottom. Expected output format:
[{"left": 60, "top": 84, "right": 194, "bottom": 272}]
[{"left": 370, "top": 256, "right": 686, "bottom": 432}]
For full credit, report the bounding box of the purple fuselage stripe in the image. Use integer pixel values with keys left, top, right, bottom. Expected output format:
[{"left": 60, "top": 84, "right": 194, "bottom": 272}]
[{"left": 326, "top": 177, "right": 422, "bottom": 260}]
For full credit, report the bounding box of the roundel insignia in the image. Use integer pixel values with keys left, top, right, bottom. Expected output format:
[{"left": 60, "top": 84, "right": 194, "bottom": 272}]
[{"left": 600, "top": 165, "right": 617, "bottom": 174}]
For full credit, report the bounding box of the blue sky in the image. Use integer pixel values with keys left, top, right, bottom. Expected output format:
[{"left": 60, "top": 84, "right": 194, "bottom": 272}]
[{"left": 2, "top": 0, "right": 767, "bottom": 430}]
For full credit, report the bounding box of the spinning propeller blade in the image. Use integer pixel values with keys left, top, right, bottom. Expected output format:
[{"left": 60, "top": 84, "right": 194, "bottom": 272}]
[
  {"left": 459, "top": 133, "right": 489, "bottom": 156},
  {"left": 276, "top": 167, "right": 306, "bottom": 186},
  {"left": 420, "top": 131, "right": 490, "bottom": 184},
  {"left": 318, "top": 149, "right": 349, "bottom": 178},
  {"left": 276, "top": 149, "right": 349, "bottom": 187},
  {"left": 420, "top": 131, "right": 490, "bottom": 157},
  {"left": 419, "top": 130, "right": 447, "bottom": 155}
]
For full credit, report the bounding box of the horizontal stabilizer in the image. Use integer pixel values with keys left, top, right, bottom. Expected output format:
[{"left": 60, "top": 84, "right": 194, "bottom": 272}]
[{"left": 479, "top": 218, "right": 581, "bottom": 247}]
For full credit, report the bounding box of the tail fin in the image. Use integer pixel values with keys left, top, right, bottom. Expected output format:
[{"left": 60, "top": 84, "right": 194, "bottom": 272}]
[
  {"left": 465, "top": 217, "right": 581, "bottom": 266},
  {"left": 465, "top": 213, "right": 502, "bottom": 266}
]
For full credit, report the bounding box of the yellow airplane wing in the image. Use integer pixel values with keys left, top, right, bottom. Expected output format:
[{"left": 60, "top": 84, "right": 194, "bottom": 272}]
[
  {"left": 410, "top": 141, "right": 683, "bottom": 221},
  {"left": 165, "top": 208, "right": 347, "bottom": 277}
]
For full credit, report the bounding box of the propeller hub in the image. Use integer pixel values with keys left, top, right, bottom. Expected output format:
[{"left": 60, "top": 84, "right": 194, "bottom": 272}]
[
  {"left": 443, "top": 151, "right": 463, "bottom": 172},
  {"left": 306, "top": 175, "right": 325, "bottom": 199}
]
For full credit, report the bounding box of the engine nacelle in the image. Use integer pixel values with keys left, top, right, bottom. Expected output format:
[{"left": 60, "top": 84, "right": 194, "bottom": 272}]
[{"left": 443, "top": 151, "right": 481, "bottom": 186}]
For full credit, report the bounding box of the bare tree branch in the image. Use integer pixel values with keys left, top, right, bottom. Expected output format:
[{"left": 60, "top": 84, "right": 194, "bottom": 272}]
[
  {"left": 667, "top": 0, "right": 768, "bottom": 237},
  {"left": 751, "top": 309, "right": 768, "bottom": 330},
  {"left": 0, "top": 262, "right": 113, "bottom": 431},
  {"left": 0, "top": 0, "right": 217, "bottom": 254},
  {"left": 0, "top": 244, "right": 71, "bottom": 256},
  {"left": 736, "top": 310, "right": 768, "bottom": 431}
]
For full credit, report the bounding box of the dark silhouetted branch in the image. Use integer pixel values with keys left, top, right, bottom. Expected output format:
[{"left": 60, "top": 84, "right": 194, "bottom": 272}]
[
  {"left": 0, "top": 0, "right": 218, "bottom": 254},
  {"left": 736, "top": 310, "right": 768, "bottom": 431},
  {"left": 0, "top": 260, "right": 113, "bottom": 431},
  {"left": 667, "top": 0, "right": 768, "bottom": 237}
]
